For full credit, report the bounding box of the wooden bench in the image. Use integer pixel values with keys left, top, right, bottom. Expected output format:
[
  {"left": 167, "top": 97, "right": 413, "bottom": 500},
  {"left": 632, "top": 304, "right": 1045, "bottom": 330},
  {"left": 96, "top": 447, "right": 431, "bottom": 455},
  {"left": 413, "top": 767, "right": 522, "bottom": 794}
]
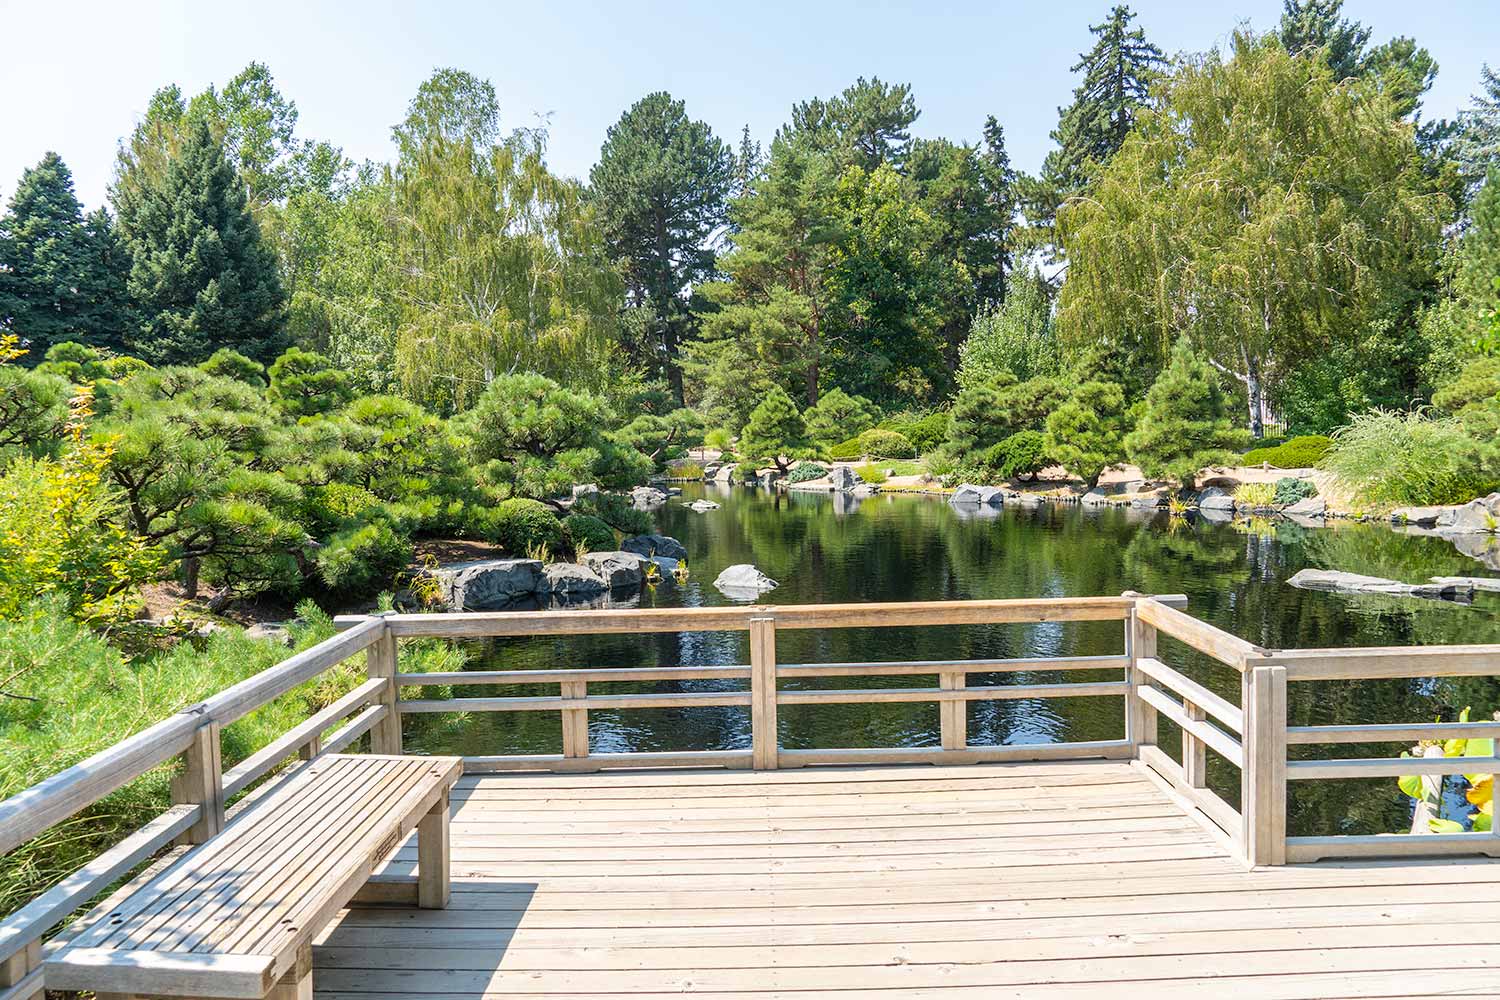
[{"left": 46, "top": 754, "right": 462, "bottom": 1000}]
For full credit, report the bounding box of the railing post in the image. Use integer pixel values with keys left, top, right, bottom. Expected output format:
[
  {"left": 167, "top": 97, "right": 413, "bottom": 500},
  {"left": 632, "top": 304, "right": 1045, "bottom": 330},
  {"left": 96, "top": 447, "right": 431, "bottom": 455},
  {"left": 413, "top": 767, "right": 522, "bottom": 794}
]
[
  {"left": 171, "top": 720, "right": 223, "bottom": 845},
  {"left": 749, "top": 616, "right": 779, "bottom": 770},
  {"left": 1242, "top": 663, "right": 1287, "bottom": 866},
  {"left": 1125, "top": 601, "right": 1158, "bottom": 754},
  {"left": 366, "top": 617, "right": 402, "bottom": 755},
  {"left": 1, "top": 937, "right": 42, "bottom": 1000},
  {"left": 940, "top": 671, "right": 967, "bottom": 751},
  {"left": 1182, "top": 700, "right": 1208, "bottom": 788},
  {"left": 561, "top": 681, "right": 589, "bottom": 758}
]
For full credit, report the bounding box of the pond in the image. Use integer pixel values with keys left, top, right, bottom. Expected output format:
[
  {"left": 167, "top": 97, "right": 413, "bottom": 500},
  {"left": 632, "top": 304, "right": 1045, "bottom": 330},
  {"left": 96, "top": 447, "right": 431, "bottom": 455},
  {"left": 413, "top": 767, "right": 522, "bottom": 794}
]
[{"left": 407, "top": 482, "right": 1500, "bottom": 838}]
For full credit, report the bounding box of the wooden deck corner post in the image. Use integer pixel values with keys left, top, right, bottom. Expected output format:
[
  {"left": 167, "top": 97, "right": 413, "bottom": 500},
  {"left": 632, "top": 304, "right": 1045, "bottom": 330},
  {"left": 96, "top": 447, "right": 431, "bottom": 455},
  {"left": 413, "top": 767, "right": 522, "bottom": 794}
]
[
  {"left": 1242, "top": 662, "right": 1288, "bottom": 866},
  {"left": 170, "top": 719, "right": 223, "bottom": 845},
  {"left": 366, "top": 616, "right": 402, "bottom": 755},
  {"left": 1, "top": 938, "right": 42, "bottom": 1000},
  {"left": 417, "top": 788, "right": 451, "bottom": 909},
  {"left": 939, "top": 671, "right": 967, "bottom": 751},
  {"left": 749, "top": 615, "right": 779, "bottom": 770},
  {"left": 1124, "top": 597, "right": 1158, "bottom": 756}
]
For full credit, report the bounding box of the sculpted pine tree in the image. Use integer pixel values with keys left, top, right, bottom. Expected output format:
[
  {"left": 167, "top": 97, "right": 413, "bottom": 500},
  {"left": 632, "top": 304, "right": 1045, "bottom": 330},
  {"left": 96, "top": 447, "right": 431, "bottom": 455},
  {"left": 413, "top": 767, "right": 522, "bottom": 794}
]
[
  {"left": 740, "top": 387, "right": 811, "bottom": 474},
  {"left": 1125, "top": 336, "right": 1250, "bottom": 492},
  {"left": 1043, "top": 380, "right": 1130, "bottom": 490},
  {"left": 119, "top": 119, "right": 287, "bottom": 364},
  {"left": 590, "top": 93, "right": 734, "bottom": 401}
]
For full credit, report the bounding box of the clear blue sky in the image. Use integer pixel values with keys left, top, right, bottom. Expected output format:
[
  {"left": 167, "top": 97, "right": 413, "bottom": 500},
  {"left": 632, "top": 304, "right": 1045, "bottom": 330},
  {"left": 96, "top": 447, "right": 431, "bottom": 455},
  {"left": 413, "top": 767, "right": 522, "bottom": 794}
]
[{"left": 2, "top": 0, "right": 1495, "bottom": 210}]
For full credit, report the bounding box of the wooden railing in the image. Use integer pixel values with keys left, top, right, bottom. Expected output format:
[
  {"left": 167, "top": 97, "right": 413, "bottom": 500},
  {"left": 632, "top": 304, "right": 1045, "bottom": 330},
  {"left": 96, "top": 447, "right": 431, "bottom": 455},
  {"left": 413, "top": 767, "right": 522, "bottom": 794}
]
[{"left": 1, "top": 595, "right": 1497, "bottom": 999}]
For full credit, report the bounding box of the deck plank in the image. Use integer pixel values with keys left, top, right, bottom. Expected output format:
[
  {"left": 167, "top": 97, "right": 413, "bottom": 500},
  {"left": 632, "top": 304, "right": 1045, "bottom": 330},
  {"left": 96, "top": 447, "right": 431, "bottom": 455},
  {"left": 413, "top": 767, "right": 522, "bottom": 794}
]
[{"left": 315, "top": 762, "right": 1500, "bottom": 999}]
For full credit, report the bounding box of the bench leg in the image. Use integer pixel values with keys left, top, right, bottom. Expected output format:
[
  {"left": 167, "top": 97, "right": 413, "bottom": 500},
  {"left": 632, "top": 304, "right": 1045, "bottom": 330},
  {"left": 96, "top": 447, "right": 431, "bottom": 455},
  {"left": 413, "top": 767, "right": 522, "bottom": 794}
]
[{"left": 417, "top": 789, "right": 450, "bottom": 909}]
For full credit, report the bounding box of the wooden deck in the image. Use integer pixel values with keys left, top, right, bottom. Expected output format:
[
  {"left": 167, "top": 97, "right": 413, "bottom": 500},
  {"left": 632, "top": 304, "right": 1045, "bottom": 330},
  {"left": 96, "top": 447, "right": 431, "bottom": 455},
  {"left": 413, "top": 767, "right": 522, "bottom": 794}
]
[{"left": 315, "top": 761, "right": 1500, "bottom": 999}]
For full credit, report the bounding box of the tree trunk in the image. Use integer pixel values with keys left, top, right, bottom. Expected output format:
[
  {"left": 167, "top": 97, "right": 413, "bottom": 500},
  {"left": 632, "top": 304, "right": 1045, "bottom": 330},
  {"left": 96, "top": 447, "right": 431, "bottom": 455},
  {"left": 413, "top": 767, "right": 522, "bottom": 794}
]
[
  {"left": 1243, "top": 346, "right": 1264, "bottom": 439},
  {"left": 183, "top": 555, "right": 201, "bottom": 601}
]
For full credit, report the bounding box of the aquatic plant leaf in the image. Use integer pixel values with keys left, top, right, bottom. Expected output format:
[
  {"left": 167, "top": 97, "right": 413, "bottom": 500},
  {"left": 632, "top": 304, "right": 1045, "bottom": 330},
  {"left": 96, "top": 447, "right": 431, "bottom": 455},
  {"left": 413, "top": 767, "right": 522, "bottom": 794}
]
[{"left": 1427, "top": 817, "right": 1465, "bottom": 834}]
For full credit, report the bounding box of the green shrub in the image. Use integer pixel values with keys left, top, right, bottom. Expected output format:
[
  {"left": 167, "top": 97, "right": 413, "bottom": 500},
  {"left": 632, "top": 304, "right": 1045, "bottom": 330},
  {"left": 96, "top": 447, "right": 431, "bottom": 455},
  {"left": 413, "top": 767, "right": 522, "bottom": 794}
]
[
  {"left": 562, "top": 513, "right": 616, "bottom": 555},
  {"left": 1233, "top": 482, "right": 1276, "bottom": 507},
  {"left": 568, "top": 491, "right": 653, "bottom": 536},
  {"left": 827, "top": 437, "right": 864, "bottom": 461},
  {"left": 983, "top": 431, "right": 1050, "bottom": 481},
  {"left": 489, "top": 498, "right": 564, "bottom": 555},
  {"left": 886, "top": 411, "right": 950, "bottom": 453},
  {"left": 787, "top": 461, "right": 828, "bottom": 484},
  {"left": 1273, "top": 477, "right": 1318, "bottom": 506},
  {"left": 1242, "top": 435, "right": 1332, "bottom": 469},
  {"left": 716, "top": 451, "right": 738, "bottom": 463},
  {"left": 855, "top": 464, "right": 887, "bottom": 484},
  {"left": 667, "top": 461, "right": 704, "bottom": 480},
  {"left": 857, "top": 428, "right": 915, "bottom": 459},
  {"left": 804, "top": 388, "right": 878, "bottom": 446},
  {"left": 1323, "top": 409, "right": 1499, "bottom": 507},
  {"left": 703, "top": 427, "right": 734, "bottom": 451},
  {"left": 315, "top": 520, "right": 412, "bottom": 594},
  {"left": 922, "top": 450, "right": 957, "bottom": 478}
]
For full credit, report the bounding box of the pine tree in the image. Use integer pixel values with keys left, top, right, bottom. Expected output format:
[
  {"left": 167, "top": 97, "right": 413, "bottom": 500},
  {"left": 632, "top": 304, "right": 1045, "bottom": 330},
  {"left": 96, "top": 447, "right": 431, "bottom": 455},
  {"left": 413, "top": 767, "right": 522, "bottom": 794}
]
[
  {"left": 0, "top": 154, "right": 131, "bottom": 356},
  {"left": 1043, "top": 380, "right": 1130, "bottom": 490},
  {"left": 119, "top": 118, "right": 287, "bottom": 365},
  {"left": 1044, "top": 5, "right": 1167, "bottom": 194},
  {"left": 739, "top": 386, "right": 811, "bottom": 474},
  {"left": 1125, "top": 336, "right": 1251, "bottom": 491},
  {"left": 590, "top": 92, "right": 734, "bottom": 402}
]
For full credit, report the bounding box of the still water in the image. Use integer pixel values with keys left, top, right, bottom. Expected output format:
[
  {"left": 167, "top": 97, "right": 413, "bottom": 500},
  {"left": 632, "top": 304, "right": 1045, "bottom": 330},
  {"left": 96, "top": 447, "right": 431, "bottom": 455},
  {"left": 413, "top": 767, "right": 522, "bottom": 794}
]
[{"left": 408, "top": 482, "right": 1500, "bottom": 837}]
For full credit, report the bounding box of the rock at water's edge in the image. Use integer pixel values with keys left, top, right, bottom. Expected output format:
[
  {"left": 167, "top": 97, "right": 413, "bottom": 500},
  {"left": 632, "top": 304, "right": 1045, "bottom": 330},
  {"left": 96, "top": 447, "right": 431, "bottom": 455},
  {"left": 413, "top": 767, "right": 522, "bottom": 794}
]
[
  {"left": 427, "top": 559, "right": 544, "bottom": 610},
  {"left": 1197, "top": 487, "right": 1234, "bottom": 512},
  {"left": 949, "top": 483, "right": 1004, "bottom": 506},
  {"left": 1282, "top": 497, "right": 1326, "bottom": 518},
  {"left": 582, "top": 550, "right": 649, "bottom": 588},
  {"left": 621, "top": 533, "right": 689, "bottom": 561},
  {"left": 537, "top": 562, "right": 609, "bottom": 596},
  {"left": 829, "top": 465, "right": 860, "bottom": 493}
]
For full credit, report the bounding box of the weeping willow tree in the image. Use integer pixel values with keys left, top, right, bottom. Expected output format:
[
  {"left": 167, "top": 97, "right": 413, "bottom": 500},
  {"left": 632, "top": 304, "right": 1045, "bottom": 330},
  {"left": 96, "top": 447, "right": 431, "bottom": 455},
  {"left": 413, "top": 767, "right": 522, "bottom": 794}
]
[
  {"left": 1055, "top": 31, "right": 1447, "bottom": 435},
  {"left": 389, "top": 129, "right": 623, "bottom": 412}
]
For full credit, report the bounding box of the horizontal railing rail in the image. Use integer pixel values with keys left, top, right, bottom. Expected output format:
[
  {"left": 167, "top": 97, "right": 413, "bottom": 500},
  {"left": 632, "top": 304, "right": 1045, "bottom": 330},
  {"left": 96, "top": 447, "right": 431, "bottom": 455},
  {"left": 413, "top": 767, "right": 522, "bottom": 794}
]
[{"left": 4, "top": 592, "right": 1499, "bottom": 1000}]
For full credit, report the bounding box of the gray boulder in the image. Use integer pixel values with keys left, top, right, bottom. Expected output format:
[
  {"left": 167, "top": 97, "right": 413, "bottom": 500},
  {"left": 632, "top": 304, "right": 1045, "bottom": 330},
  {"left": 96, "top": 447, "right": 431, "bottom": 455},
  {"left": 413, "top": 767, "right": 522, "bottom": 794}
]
[
  {"left": 1197, "top": 487, "right": 1235, "bottom": 512},
  {"left": 1282, "top": 496, "right": 1326, "bottom": 518},
  {"left": 851, "top": 483, "right": 879, "bottom": 498},
  {"left": 1130, "top": 494, "right": 1165, "bottom": 509},
  {"left": 630, "top": 485, "right": 668, "bottom": 509},
  {"left": 1431, "top": 575, "right": 1500, "bottom": 593},
  {"left": 537, "top": 562, "right": 609, "bottom": 596},
  {"left": 714, "top": 564, "right": 778, "bottom": 600},
  {"left": 949, "top": 483, "right": 1005, "bottom": 506},
  {"left": 571, "top": 483, "right": 599, "bottom": 500},
  {"left": 621, "top": 533, "right": 689, "bottom": 561},
  {"left": 582, "top": 550, "right": 649, "bottom": 588},
  {"left": 1436, "top": 494, "right": 1500, "bottom": 533},
  {"left": 1080, "top": 489, "right": 1112, "bottom": 506},
  {"left": 1016, "top": 493, "right": 1044, "bottom": 506},
  {"left": 755, "top": 469, "right": 781, "bottom": 489},
  {"left": 1287, "top": 568, "right": 1473, "bottom": 601},
  {"left": 426, "top": 559, "right": 543, "bottom": 610},
  {"left": 712, "top": 464, "right": 736, "bottom": 484},
  {"left": 683, "top": 499, "right": 720, "bottom": 512},
  {"left": 829, "top": 465, "right": 860, "bottom": 492},
  {"left": 1392, "top": 505, "right": 1447, "bottom": 527}
]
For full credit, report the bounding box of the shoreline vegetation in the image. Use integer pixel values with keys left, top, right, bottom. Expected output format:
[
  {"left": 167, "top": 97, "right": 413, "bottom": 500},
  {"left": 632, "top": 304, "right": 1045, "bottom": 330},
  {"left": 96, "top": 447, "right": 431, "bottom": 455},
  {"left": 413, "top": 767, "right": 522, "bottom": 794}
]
[{"left": 3, "top": 0, "right": 1500, "bottom": 925}]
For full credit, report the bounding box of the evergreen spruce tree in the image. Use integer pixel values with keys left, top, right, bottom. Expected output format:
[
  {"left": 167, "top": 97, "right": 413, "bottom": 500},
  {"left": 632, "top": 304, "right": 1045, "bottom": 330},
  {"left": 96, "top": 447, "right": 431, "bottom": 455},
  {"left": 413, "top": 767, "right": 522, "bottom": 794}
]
[
  {"left": 119, "top": 119, "right": 286, "bottom": 365},
  {"left": 0, "top": 153, "right": 131, "bottom": 356},
  {"left": 1044, "top": 5, "right": 1167, "bottom": 194},
  {"left": 1125, "top": 336, "right": 1251, "bottom": 491}
]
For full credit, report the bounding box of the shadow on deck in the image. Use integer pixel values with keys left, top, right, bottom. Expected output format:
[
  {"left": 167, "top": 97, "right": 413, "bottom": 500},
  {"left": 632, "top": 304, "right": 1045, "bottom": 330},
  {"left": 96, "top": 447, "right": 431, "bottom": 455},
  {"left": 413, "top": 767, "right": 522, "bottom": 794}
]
[{"left": 317, "top": 761, "right": 1499, "bottom": 999}]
